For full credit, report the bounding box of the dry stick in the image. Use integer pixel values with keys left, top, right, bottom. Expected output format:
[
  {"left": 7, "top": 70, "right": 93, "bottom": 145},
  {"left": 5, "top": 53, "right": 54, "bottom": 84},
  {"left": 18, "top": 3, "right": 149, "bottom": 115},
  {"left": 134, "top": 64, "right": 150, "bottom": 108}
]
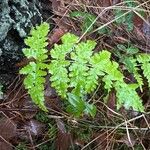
[
  {"left": 6, "top": 75, "right": 23, "bottom": 99},
  {"left": 0, "top": 84, "right": 25, "bottom": 106},
  {"left": 86, "top": 125, "right": 149, "bottom": 131},
  {"left": 7, "top": 75, "right": 19, "bottom": 89},
  {"left": 81, "top": 113, "right": 150, "bottom": 150},
  {"left": 78, "top": 112, "right": 149, "bottom": 131},
  {"left": 33, "top": 139, "right": 51, "bottom": 149},
  {"left": 99, "top": 100, "right": 123, "bottom": 117},
  {"left": 0, "top": 135, "right": 15, "bottom": 149},
  {"left": 0, "top": 108, "right": 37, "bottom": 112},
  {"left": 77, "top": 0, "right": 150, "bottom": 42},
  {"left": 0, "top": 93, "right": 28, "bottom": 106},
  {"left": 70, "top": 2, "right": 150, "bottom": 13},
  {"left": 0, "top": 112, "right": 16, "bottom": 148},
  {"left": 92, "top": 130, "right": 115, "bottom": 150},
  {"left": 132, "top": 127, "right": 147, "bottom": 150},
  {"left": 142, "top": 114, "right": 150, "bottom": 129},
  {"left": 125, "top": 119, "right": 134, "bottom": 150},
  {"left": 104, "top": 132, "right": 116, "bottom": 150},
  {"left": 47, "top": 107, "right": 69, "bottom": 119},
  {"left": 27, "top": 129, "right": 36, "bottom": 150},
  {"left": 88, "top": 83, "right": 102, "bottom": 103}
]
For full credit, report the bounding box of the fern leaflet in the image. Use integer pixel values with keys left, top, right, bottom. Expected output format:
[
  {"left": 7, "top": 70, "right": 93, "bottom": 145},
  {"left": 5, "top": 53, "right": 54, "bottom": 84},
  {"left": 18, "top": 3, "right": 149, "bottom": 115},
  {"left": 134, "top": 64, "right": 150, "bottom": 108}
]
[
  {"left": 137, "top": 54, "right": 150, "bottom": 87},
  {"left": 20, "top": 23, "right": 49, "bottom": 111}
]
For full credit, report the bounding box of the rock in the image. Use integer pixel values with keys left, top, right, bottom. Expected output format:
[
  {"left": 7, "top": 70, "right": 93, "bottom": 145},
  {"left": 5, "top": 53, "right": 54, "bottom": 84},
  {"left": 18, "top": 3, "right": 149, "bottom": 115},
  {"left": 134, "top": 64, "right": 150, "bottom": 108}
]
[{"left": 0, "top": 0, "right": 42, "bottom": 85}]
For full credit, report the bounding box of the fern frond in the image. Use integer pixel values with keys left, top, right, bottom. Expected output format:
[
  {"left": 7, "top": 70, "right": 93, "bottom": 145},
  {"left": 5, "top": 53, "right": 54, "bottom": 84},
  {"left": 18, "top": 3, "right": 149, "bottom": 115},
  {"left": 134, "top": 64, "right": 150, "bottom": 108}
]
[
  {"left": 48, "top": 60, "right": 70, "bottom": 98},
  {"left": 115, "top": 82, "right": 144, "bottom": 112},
  {"left": 124, "top": 57, "right": 143, "bottom": 90},
  {"left": 103, "top": 65, "right": 123, "bottom": 92},
  {"left": 23, "top": 22, "right": 49, "bottom": 60},
  {"left": 71, "top": 40, "right": 96, "bottom": 62},
  {"left": 69, "top": 40, "right": 96, "bottom": 94},
  {"left": 137, "top": 54, "right": 150, "bottom": 87},
  {"left": 48, "top": 33, "right": 78, "bottom": 98},
  {"left": 61, "top": 32, "right": 79, "bottom": 44},
  {"left": 70, "top": 11, "right": 96, "bottom": 33},
  {"left": 87, "top": 51, "right": 123, "bottom": 92},
  {"left": 20, "top": 23, "right": 49, "bottom": 111},
  {"left": 20, "top": 62, "right": 47, "bottom": 111},
  {"left": 103, "top": 60, "right": 144, "bottom": 112},
  {"left": 88, "top": 50, "right": 144, "bottom": 111},
  {"left": 86, "top": 51, "right": 110, "bottom": 92}
]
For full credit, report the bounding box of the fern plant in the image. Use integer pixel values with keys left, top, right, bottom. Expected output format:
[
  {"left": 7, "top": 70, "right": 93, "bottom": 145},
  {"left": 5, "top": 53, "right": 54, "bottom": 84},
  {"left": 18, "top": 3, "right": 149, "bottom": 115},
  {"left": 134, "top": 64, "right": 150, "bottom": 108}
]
[
  {"left": 115, "top": 44, "right": 150, "bottom": 91},
  {"left": 114, "top": 0, "right": 144, "bottom": 31},
  {"left": 20, "top": 22, "right": 147, "bottom": 118},
  {"left": 115, "top": 44, "right": 143, "bottom": 90},
  {"left": 20, "top": 22, "right": 49, "bottom": 111},
  {"left": 48, "top": 33, "right": 144, "bottom": 115},
  {"left": 70, "top": 11, "right": 96, "bottom": 33},
  {"left": 136, "top": 54, "right": 150, "bottom": 87},
  {"left": 70, "top": 11, "right": 111, "bottom": 35},
  {"left": 122, "top": 54, "right": 150, "bottom": 92}
]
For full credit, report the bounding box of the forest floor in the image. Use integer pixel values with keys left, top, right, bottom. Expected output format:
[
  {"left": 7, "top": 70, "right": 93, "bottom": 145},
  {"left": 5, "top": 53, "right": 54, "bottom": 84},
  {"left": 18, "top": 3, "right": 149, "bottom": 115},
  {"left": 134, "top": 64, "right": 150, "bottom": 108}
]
[{"left": 0, "top": 0, "right": 150, "bottom": 150}]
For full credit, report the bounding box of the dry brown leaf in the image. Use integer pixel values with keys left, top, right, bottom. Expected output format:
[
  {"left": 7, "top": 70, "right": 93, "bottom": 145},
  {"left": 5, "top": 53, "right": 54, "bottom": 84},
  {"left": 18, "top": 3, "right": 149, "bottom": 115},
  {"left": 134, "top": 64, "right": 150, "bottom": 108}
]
[
  {"left": 0, "top": 141, "right": 13, "bottom": 150},
  {"left": 107, "top": 90, "right": 116, "bottom": 118},
  {"left": 48, "top": 27, "right": 67, "bottom": 46},
  {"left": 56, "top": 119, "right": 72, "bottom": 150},
  {"left": 101, "top": 0, "right": 111, "bottom": 7},
  {"left": 0, "top": 118, "right": 16, "bottom": 150},
  {"left": 133, "top": 15, "right": 143, "bottom": 29},
  {"left": 0, "top": 118, "right": 16, "bottom": 140},
  {"left": 53, "top": 17, "right": 73, "bottom": 30}
]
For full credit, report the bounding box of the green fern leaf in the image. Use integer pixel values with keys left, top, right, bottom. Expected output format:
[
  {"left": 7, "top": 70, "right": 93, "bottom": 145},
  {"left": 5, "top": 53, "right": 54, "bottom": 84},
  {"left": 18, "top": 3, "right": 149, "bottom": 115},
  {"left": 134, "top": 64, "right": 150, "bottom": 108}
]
[
  {"left": 137, "top": 54, "right": 150, "bottom": 87},
  {"left": 70, "top": 40, "right": 96, "bottom": 62},
  {"left": 87, "top": 51, "right": 123, "bottom": 92},
  {"left": 23, "top": 22, "right": 49, "bottom": 60},
  {"left": 84, "top": 103, "right": 97, "bottom": 118},
  {"left": 124, "top": 57, "right": 143, "bottom": 90},
  {"left": 48, "top": 60, "right": 70, "bottom": 98},
  {"left": 61, "top": 32, "right": 79, "bottom": 44},
  {"left": 69, "top": 40, "right": 96, "bottom": 94},
  {"left": 70, "top": 11, "right": 96, "bottom": 32},
  {"left": 20, "top": 23, "right": 49, "bottom": 111},
  {"left": 50, "top": 33, "right": 78, "bottom": 60},
  {"left": 115, "top": 82, "right": 144, "bottom": 112},
  {"left": 48, "top": 33, "right": 78, "bottom": 98},
  {"left": 86, "top": 51, "right": 111, "bottom": 93},
  {"left": 20, "top": 62, "right": 47, "bottom": 111},
  {"left": 67, "top": 93, "right": 86, "bottom": 117},
  {"left": 88, "top": 50, "right": 144, "bottom": 112}
]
